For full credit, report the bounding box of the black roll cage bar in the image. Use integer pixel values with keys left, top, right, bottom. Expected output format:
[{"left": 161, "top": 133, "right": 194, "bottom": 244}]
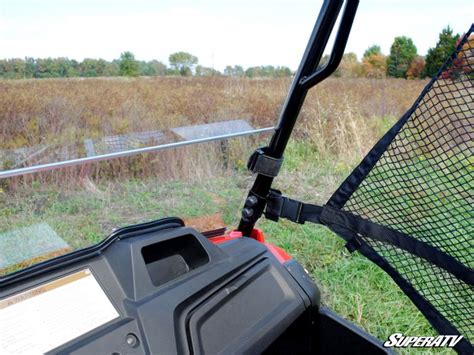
[{"left": 238, "top": 0, "right": 359, "bottom": 235}]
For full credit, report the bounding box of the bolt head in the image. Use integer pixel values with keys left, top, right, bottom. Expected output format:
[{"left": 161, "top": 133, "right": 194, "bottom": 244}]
[
  {"left": 126, "top": 333, "right": 139, "bottom": 348},
  {"left": 242, "top": 207, "right": 254, "bottom": 218},
  {"left": 246, "top": 195, "right": 258, "bottom": 207}
]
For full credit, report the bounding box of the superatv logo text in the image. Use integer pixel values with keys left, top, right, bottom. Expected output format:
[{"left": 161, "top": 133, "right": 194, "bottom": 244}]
[{"left": 383, "top": 333, "right": 464, "bottom": 348}]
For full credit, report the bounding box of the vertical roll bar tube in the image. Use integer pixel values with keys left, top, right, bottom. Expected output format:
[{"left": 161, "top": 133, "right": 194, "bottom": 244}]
[{"left": 238, "top": 0, "right": 359, "bottom": 235}]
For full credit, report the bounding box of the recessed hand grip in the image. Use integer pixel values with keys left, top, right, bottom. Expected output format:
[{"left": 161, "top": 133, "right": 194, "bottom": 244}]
[{"left": 142, "top": 234, "right": 209, "bottom": 287}]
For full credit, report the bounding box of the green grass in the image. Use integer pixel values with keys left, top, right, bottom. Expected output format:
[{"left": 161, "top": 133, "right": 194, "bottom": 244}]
[
  {"left": 0, "top": 141, "right": 459, "bottom": 354},
  {"left": 263, "top": 221, "right": 446, "bottom": 352},
  {"left": 263, "top": 142, "right": 454, "bottom": 353},
  {"left": 0, "top": 175, "right": 248, "bottom": 249}
]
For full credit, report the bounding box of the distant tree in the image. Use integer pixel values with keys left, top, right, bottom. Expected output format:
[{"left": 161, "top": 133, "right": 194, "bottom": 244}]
[
  {"left": 0, "top": 60, "right": 5, "bottom": 76},
  {"left": 363, "top": 45, "right": 382, "bottom": 59},
  {"left": 0, "top": 57, "right": 37, "bottom": 79},
  {"left": 441, "top": 33, "right": 474, "bottom": 81},
  {"left": 262, "top": 65, "right": 276, "bottom": 77},
  {"left": 387, "top": 36, "right": 417, "bottom": 78},
  {"left": 194, "top": 65, "right": 202, "bottom": 76},
  {"left": 362, "top": 54, "right": 387, "bottom": 78},
  {"left": 5, "top": 60, "right": 17, "bottom": 78},
  {"left": 24, "top": 57, "right": 36, "bottom": 78},
  {"left": 148, "top": 60, "right": 167, "bottom": 76},
  {"left": 0, "top": 55, "right": 160, "bottom": 79},
  {"left": 423, "top": 26, "right": 459, "bottom": 78},
  {"left": 224, "top": 65, "right": 244, "bottom": 77},
  {"left": 138, "top": 61, "right": 154, "bottom": 76},
  {"left": 0, "top": 59, "right": 14, "bottom": 79},
  {"left": 245, "top": 66, "right": 269, "bottom": 78},
  {"left": 95, "top": 59, "right": 108, "bottom": 76},
  {"left": 105, "top": 60, "right": 120, "bottom": 76},
  {"left": 406, "top": 56, "right": 425, "bottom": 79},
  {"left": 342, "top": 52, "right": 358, "bottom": 63},
  {"left": 9, "top": 58, "right": 27, "bottom": 79},
  {"left": 119, "top": 51, "right": 139, "bottom": 77},
  {"left": 0, "top": 59, "right": 10, "bottom": 78},
  {"left": 66, "top": 59, "right": 80, "bottom": 77},
  {"left": 224, "top": 65, "right": 233, "bottom": 76},
  {"left": 51, "top": 58, "right": 72, "bottom": 77},
  {"left": 81, "top": 58, "right": 99, "bottom": 77},
  {"left": 245, "top": 66, "right": 260, "bottom": 78},
  {"left": 35, "top": 58, "right": 62, "bottom": 78},
  {"left": 318, "top": 53, "right": 362, "bottom": 78},
  {"left": 168, "top": 52, "right": 198, "bottom": 76},
  {"left": 233, "top": 65, "right": 244, "bottom": 77},
  {"left": 195, "top": 65, "right": 221, "bottom": 76},
  {"left": 336, "top": 52, "right": 363, "bottom": 78},
  {"left": 137, "top": 60, "right": 166, "bottom": 76},
  {"left": 274, "top": 66, "right": 292, "bottom": 77},
  {"left": 244, "top": 65, "right": 292, "bottom": 78}
]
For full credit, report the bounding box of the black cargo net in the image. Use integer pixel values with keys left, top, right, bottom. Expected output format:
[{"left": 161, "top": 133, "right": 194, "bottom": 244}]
[
  {"left": 263, "top": 26, "right": 473, "bottom": 353},
  {"left": 325, "top": 26, "right": 473, "bottom": 353}
]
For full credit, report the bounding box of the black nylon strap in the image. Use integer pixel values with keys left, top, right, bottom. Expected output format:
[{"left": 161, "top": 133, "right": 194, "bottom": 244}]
[
  {"left": 328, "top": 221, "right": 472, "bottom": 355},
  {"left": 264, "top": 191, "right": 473, "bottom": 351},
  {"left": 247, "top": 147, "right": 283, "bottom": 177},
  {"left": 265, "top": 189, "right": 323, "bottom": 224},
  {"left": 344, "top": 236, "right": 363, "bottom": 253},
  {"left": 357, "top": 243, "right": 473, "bottom": 355},
  {"left": 266, "top": 191, "right": 473, "bottom": 285},
  {"left": 320, "top": 206, "right": 474, "bottom": 286}
]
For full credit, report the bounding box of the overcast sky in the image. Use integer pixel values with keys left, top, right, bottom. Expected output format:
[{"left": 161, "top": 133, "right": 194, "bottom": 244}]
[{"left": 1, "top": 0, "right": 472, "bottom": 71}]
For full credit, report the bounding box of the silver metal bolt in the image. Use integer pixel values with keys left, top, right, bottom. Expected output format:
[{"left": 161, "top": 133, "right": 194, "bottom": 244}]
[{"left": 126, "top": 333, "right": 139, "bottom": 348}]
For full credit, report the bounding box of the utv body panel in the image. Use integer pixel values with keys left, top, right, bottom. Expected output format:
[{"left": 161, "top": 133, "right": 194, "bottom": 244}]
[{"left": 0, "top": 219, "right": 389, "bottom": 354}]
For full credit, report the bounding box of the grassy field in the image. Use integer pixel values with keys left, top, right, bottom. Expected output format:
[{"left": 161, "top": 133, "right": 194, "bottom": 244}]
[
  {"left": 1, "top": 76, "right": 457, "bottom": 352},
  {"left": 0, "top": 141, "right": 445, "bottom": 352}
]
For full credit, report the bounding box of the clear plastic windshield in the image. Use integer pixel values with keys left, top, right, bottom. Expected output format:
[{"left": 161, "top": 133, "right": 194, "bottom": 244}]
[
  {"left": 0, "top": 78, "right": 285, "bottom": 275},
  {"left": 0, "top": 0, "right": 316, "bottom": 276}
]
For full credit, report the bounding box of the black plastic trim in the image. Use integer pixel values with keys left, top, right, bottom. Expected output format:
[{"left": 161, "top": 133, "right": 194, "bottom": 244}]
[{"left": 202, "top": 227, "right": 227, "bottom": 238}]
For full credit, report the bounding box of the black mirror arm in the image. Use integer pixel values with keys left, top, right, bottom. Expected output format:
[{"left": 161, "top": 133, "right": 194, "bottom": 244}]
[
  {"left": 238, "top": 0, "right": 359, "bottom": 235},
  {"left": 299, "top": 0, "right": 359, "bottom": 89}
]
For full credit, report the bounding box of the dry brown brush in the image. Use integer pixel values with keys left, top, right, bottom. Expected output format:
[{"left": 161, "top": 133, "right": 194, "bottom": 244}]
[{"left": 0, "top": 76, "right": 425, "bottom": 189}]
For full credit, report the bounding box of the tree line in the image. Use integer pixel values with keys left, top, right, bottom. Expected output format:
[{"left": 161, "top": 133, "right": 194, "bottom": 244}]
[
  {"left": 331, "top": 26, "right": 461, "bottom": 79},
  {"left": 0, "top": 26, "right": 461, "bottom": 80},
  {"left": 0, "top": 50, "right": 292, "bottom": 80}
]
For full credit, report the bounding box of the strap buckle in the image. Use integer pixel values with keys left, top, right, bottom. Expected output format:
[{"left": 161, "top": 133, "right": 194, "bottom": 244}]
[
  {"left": 265, "top": 189, "right": 303, "bottom": 223},
  {"left": 345, "top": 236, "right": 363, "bottom": 253}
]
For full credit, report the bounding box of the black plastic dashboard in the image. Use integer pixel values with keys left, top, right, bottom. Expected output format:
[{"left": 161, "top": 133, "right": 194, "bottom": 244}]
[{"left": 0, "top": 218, "right": 318, "bottom": 354}]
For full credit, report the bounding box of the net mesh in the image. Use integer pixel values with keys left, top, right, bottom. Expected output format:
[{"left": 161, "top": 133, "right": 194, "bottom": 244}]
[{"left": 340, "top": 29, "right": 473, "bottom": 341}]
